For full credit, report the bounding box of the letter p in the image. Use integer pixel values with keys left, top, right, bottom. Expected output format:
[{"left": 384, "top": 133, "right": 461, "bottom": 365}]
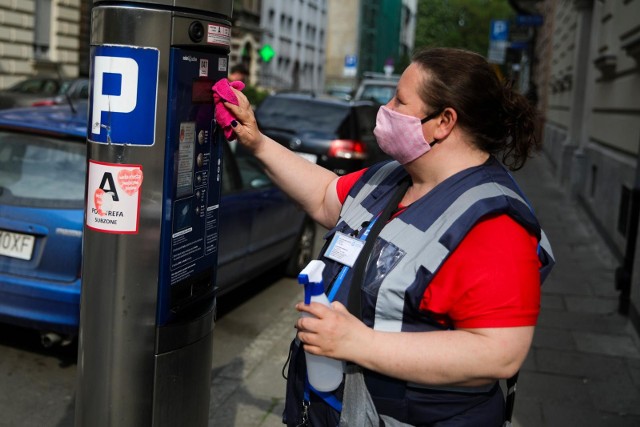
[{"left": 92, "top": 56, "right": 139, "bottom": 135}]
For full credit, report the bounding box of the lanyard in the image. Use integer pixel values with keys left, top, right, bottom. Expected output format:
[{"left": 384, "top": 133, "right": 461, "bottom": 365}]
[
  {"left": 303, "top": 377, "right": 343, "bottom": 412},
  {"left": 326, "top": 215, "right": 379, "bottom": 302},
  {"left": 302, "top": 216, "right": 378, "bottom": 415},
  {"left": 303, "top": 176, "right": 410, "bottom": 415}
]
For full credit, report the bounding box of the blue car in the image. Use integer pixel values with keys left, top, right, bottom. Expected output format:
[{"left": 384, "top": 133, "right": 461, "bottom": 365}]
[{"left": 0, "top": 102, "right": 314, "bottom": 341}]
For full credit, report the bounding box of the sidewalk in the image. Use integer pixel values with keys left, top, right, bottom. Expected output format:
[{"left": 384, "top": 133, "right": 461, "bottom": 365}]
[
  {"left": 208, "top": 152, "right": 640, "bottom": 427},
  {"left": 511, "top": 153, "right": 640, "bottom": 426}
]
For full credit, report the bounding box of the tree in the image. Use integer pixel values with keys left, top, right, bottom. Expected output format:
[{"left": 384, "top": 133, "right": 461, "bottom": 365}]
[{"left": 415, "top": 0, "right": 514, "bottom": 56}]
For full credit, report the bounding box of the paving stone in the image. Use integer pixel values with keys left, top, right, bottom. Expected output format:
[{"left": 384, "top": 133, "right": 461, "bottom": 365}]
[
  {"left": 543, "top": 403, "right": 640, "bottom": 427},
  {"left": 537, "top": 309, "right": 629, "bottom": 334},
  {"left": 565, "top": 295, "right": 620, "bottom": 314},
  {"left": 510, "top": 396, "right": 544, "bottom": 426},
  {"left": 534, "top": 347, "right": 629, "bottom": 380},
  {"left": 531, "top": 327, "right": 576, "bottom": 351},
  {"left": 540, "top": 293, "right": 565, "bottom": 310},
  {"left": 573, "top": 331, "right": 640, "bottom": 359},
  {"left": 515, "top": 371, "right": 592, "bottom": 407},
  {"left": 588, "top": 373, "right": 640, "bottom": 416}
]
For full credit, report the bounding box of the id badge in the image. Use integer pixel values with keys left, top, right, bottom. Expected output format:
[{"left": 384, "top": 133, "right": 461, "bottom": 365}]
[{"left": 324, "top": 231, "right": 365, "bottom": 267}]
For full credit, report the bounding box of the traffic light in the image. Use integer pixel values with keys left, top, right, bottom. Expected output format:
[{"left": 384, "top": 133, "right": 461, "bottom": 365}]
[{"left": 259, "top": 44, "right": 275, "bottom": 62}]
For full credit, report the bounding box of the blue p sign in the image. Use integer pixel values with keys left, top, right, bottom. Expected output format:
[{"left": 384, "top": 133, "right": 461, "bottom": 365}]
[
  {"left": 89, "top": 45, "right": 159, "bottom": 146},
  {"left": 490, "top": 20, "right": 509, "bottom": 42}
]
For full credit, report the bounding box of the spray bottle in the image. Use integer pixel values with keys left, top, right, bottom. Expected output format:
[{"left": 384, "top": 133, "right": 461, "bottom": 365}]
[{"left": 298, "top": 260, "right": 344, "bottom": 392}]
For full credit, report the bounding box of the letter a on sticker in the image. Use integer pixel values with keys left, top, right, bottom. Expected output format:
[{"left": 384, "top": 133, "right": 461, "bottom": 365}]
[{"left": 99, "top": 172, "right": 120, "bottom": 202}]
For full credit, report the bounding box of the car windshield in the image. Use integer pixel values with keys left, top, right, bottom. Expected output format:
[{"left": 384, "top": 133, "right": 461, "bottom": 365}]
[
  {"left": 0, "top": 131, "right": 85, "bottom": 208},
  {"left": 256, "top": 97, "right": 350, "bottom": 133},
  {"left": 359, "top": 85, "right": 396, "bottom": 104},
  {"left": 58, "top": 81, "right": 74, "bottom": 94},
  {"left": 8, "top": 79, "right": 59, "bottom": 95}
]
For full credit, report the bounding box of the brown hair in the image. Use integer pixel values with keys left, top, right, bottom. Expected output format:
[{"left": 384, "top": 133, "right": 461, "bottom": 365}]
[{"left": 412, "top": 47, "right": 540, "bottom": 170}]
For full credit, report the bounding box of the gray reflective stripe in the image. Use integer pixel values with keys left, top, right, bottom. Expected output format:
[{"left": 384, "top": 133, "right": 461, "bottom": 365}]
[
  {"left": 339, "top": 199, "right": 373, "bottom": 231},
  {"left": 374, "top": 182, "right": 531, "bottom": 332},
  {"left": 340, "top": 161, "right": 400, "bottom": 230},
  {"left": 406, "top": 381, "right": 497, "bottom": 394},
  {"left": 540, "top": 230, "right": 554, "bottom": 261}
]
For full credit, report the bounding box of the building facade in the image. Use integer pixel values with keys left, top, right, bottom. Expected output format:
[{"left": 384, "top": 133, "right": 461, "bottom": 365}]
[
  {"left": 258, "top": 0, "right": 327, "bottom": 92},
  {"left": 229, "top": 0, "right": 262, "bottom": 86},
  {"left": 0, "top": 0, "right": 83, "bottom": 88},
  {"left": 532, "top": 0, "right": 640, "bottom": 331},
  {"left": 324, "top": 0, "right": 416, "bottom": 91},
  {"left": 324, "top": 0, "right": 360, "bottom": 90}
]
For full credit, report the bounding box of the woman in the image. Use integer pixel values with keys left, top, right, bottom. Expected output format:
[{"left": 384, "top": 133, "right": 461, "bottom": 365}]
[{"left": 220, "top": 47, "right": 554, "bottom": 426}]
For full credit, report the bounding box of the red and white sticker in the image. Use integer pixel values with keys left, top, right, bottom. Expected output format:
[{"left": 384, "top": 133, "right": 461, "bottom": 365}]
[
  {"left": 86, "top": 161, "right": 143, "bottom": 234},
  {"left": 207, "top": 24, "right": 231, "bottom": 46}
]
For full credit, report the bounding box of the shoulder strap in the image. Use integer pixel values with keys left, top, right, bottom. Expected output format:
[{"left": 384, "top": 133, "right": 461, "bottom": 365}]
[{"left": 504, "top": 371, "right": 519, "bottom": 423}]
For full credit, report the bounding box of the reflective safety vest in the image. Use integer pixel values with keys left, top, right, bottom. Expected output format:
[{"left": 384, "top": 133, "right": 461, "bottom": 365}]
[{"left": 283, "top": 157, "right": 555, "bottom": 426}]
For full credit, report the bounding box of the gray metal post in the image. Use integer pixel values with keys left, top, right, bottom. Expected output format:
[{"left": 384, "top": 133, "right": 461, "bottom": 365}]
[{"left": 76, "top": 1, "right": 233, "bottom": 426}]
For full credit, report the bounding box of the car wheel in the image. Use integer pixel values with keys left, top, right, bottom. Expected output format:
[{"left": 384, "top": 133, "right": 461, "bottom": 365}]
[{"left": 284, "top": 217, "right": 316, "bottom": 277}]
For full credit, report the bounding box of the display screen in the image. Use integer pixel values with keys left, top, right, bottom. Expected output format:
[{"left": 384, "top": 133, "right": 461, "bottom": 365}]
[{"left": 192, "top": 78, "right": 214, "bottom": 104}]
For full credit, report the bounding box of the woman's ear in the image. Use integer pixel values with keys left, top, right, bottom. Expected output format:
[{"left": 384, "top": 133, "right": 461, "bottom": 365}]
[{"left": 433, "top": 107, "right": 457, "bottom": 140}]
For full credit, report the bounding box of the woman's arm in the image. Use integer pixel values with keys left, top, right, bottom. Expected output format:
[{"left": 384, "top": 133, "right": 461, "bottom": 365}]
[
  {"left": 295, "top": 216, "right": 540, "bottom": 386},
  {"left": 296, "top": 302, "right": 533, "bottom": 386},
  {"left": 223, "top": 90, "right": 343, "bottom": 228}
]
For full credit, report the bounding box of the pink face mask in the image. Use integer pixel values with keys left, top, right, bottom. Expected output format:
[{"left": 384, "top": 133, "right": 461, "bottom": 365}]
[{"left": 374, "top": 106, "right": 441, "bottom": 164}]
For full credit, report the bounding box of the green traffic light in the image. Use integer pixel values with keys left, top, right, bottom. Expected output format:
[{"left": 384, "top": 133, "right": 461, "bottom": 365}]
[{"left": 259, "top": 44, "right": 275, "bottom": 62}]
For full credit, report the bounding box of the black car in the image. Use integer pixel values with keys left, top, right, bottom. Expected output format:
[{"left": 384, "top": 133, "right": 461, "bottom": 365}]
[{"left": 254, "top": 93, "right": 387, "bottom": 175}]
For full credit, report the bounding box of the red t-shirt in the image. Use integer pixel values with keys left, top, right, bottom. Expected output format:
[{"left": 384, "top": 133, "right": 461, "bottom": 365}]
[{"left": 336, "top": 170, "right": 541, "bottom": 329}]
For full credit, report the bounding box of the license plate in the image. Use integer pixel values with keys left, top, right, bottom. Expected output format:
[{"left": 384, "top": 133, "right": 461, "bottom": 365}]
[
  {"left": 0, "top": 229, "right": 36, "bottom": 260},
  {"left": 295, "top": 152, "right": 318, "bottom": 164}
]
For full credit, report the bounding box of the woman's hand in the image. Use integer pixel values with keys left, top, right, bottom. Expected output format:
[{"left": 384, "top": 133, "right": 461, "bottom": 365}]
[
  {"left": 295, "top": 301, "right": 374, "bottom": 361},
  {"left": 224, "top": 87, "right": 265, "bottom": 153}
]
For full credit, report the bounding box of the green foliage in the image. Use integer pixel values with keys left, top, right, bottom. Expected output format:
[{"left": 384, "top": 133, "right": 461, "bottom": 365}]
[
  {"left": 415, "top": 0, "right": 515, "bottom": 56},
  {"left": 243, "top": 84, "right": 270, "bottom": 107}
]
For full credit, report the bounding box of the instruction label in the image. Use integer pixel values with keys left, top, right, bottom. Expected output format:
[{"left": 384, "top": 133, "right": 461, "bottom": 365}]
[{"left": 207, "top": 24, "right": 231, "bottom": 47}]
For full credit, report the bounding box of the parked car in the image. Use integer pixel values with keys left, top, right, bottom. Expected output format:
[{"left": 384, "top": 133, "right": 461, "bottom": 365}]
[
  {"left": 0, "top": 77, "right": 89, "bottom": 110},
  {"left": 325, "top": 84, "right": 354, "bottom": 101},
  {"left": 31, "top": 78, "right": 90, "bottom": 107},
  {"left": 353, "top": 72, "right": 400, "bottom": 105},
  {"left": 255, "top": 92, "right": 387, "bottom": 175},
  {"left": 0, "top": 102, "right": 314, "bottom": 340}
]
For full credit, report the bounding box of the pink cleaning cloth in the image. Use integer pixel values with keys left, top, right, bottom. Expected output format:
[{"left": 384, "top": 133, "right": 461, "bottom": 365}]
[{"left": 212, "top": 78, "right": 246, "bottom": 140}]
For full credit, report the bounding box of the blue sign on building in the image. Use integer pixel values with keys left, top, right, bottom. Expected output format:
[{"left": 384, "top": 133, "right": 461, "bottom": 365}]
[
  {"left": 89, "top": 45, "right": 160, "bottom": 146},
  {"left": 490, "top": 19, "right": 510, "bottom": 42},
  {"left": 344, "top": 54, "right": 357, "bottom": 77},
  {"left": 345, "top": 55, "right": 357, "bottom": 67},
  {"left": 516, "top": 15, "right": 543, "bottom": 27}
]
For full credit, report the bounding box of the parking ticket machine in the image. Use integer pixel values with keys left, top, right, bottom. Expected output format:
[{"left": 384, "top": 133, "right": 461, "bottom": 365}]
[{"left": 76, "top": 1, "right": 233, "bottom": 426}]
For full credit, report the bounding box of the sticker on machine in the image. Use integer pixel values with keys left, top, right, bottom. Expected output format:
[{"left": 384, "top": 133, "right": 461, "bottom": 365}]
[
  {"left": 207, "top": 24, "right": 231, "bottom": 46},
  {"left": 86, "top": 160, "right": 143, "bottom": 234}
]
